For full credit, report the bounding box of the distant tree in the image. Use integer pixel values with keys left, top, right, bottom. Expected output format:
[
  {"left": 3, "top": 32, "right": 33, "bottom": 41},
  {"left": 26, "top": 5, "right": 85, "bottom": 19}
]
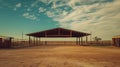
[{"left": 94, "top": 36, "right": 102, "bottom": 42}]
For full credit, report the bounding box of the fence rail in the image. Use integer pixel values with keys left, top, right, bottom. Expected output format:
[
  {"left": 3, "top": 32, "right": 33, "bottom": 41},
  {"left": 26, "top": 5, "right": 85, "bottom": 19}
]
[{"left": 0, "top": 39, "right": 112, "bottom": 48}]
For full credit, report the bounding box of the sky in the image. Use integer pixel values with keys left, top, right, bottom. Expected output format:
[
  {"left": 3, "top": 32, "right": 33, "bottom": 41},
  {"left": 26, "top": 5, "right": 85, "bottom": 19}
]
[{"left": 0, "top": 0, "right": 120, "bottom": 40}]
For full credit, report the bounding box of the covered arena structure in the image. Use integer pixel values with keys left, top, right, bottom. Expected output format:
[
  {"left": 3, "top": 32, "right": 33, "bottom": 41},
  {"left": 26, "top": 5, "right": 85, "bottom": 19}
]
[{"left": 26, "top": 28, "right": 91, "bottom": 46}]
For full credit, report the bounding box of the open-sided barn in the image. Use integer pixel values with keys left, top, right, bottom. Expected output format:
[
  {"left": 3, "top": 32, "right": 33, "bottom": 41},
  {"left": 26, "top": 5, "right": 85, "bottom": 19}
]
[{"left": 26, "top": 27, "right": 91, "bottom": 46}]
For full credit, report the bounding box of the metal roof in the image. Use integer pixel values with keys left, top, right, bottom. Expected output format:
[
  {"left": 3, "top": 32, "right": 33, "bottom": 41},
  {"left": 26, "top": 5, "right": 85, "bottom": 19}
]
[{"left": 26, "top": 28, "right": 91, "bottom": 37}]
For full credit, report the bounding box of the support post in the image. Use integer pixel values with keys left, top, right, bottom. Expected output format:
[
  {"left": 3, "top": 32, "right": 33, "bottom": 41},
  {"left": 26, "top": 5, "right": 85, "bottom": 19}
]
[
  {"left": 79, "top": 37, "right": 81, "bottom": 45},
  {"left": 34, "top": 37, "right": 35, "bottom": 46},
  {"left": 76, "top": 37, "right": 78, "bottom": 45},
  {"left": 81, "top": 37, "right": 83, "bottom": 45},
  {"left": 58, "top": 28, "right": 60, "bottom": 35},
  {"left": 36, "top": 37, "right": 38, "bottom": 46},
  {"left": 86, "top": 36, "right": 88, "bottom": 43},
  {"left": 45, "top": 41, "right": 47, "bottom": 45},
  {"left": 39, "top": 38, "right": 41, "bottom": 45},
  {"left": 29, "top": 36, "right": 31, "bottom": 46},
  {"left": 70, "top": 31, "right": 72, "bottom": 37},
  {"left": 45, "top": 32, "right": 47, "bottom": 37},
  {"left": 79, "top": 37, "right": 80, "bottom": 45}
]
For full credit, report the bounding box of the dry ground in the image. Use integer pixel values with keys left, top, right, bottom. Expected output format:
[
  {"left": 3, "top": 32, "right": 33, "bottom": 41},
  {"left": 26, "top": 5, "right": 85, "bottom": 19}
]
[{"left": 0, "top": 46, "right": 120, "bottom": 67}]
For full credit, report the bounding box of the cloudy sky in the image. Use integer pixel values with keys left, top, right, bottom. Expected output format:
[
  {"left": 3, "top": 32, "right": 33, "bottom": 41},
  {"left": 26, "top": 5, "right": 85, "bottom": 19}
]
[{"left": 0, "top": 0, "right": 120, "bottom": 40}]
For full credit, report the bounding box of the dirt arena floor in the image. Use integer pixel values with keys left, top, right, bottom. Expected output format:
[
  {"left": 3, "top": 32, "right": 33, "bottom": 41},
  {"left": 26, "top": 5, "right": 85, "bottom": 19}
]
[{"left": 0, "top": 46, "right": 120, "bottom": 67}]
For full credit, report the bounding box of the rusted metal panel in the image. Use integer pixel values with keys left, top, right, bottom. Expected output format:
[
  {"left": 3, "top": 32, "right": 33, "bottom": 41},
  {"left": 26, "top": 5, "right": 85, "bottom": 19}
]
[{"left": 112, "top": 35, "right": 120, "bottom": 47}]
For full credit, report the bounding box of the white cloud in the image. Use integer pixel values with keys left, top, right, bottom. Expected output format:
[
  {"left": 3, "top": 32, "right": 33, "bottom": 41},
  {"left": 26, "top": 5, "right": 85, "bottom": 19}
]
[
  {"left": 40, "top": 0, "right": 58, "bottom": 5},
  {"left": 67, "top": 0, "right": 80, "bottom": 7},
  {"left": 22, "top": 12, "right": 37, "bottom": 20},
  {"left": 38, "top": 7, "right": 46, "bottom": 13},
  {"left": 46, "top": 11, "right": 55, "bottom": 17},
  {"left": 27, "top": 8, "right": 31, "bottom": 11},
  {"left": 48, "top": 0, "right": 120, "bottom": 40},
  {"left": 16, "top": 3, "right": 22, "bottom": 7},
  {"left": 52, "top": 1, "right": 57, "bottom": 9},
  {"left": 31, "top": 0, "right": 40, "bottom": 7},
  {"left": 62, "top": 10, "right": 68, "bottom": 16},
  {"left": 13, "top": 3, "right": 22, "bottom": 11},
  {"left": 39, "top": 0, "right": 48, "bottom": 4}
]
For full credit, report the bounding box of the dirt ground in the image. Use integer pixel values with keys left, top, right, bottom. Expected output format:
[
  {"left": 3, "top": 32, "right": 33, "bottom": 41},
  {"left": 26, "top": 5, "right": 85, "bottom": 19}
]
[{"left": 0, "top": 46, "right": 120, "bottom": 67}]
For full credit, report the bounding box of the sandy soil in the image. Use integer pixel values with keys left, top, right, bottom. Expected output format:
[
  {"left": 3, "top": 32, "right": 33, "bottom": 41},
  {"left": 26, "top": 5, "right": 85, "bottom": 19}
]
[{"left": 0, "top": 46, "right": 120, "bottom": 67}]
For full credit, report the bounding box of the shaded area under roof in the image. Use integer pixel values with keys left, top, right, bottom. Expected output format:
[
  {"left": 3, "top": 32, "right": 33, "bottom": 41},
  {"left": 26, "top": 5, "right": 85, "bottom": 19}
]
[{"left": 26, "top": 28, "right": 91, "bottom": 37}]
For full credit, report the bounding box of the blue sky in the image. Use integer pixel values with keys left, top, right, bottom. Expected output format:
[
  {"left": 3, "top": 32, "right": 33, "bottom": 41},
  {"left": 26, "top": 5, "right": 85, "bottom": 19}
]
[{"left": 0, "top": 0, "right": 120, "bottom": 40}]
